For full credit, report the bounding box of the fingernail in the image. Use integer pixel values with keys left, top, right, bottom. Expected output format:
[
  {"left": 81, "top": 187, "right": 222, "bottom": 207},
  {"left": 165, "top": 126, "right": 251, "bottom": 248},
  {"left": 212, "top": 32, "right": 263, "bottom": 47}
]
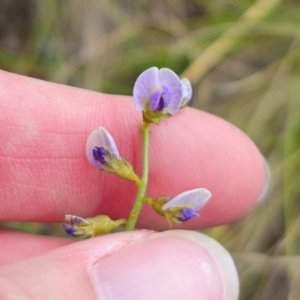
[
  {"left": 257, "top": 155, "right": 271, "bottom": 204},
  {"left": 89, "top": 231, "right": 239, "bottom": 300}
]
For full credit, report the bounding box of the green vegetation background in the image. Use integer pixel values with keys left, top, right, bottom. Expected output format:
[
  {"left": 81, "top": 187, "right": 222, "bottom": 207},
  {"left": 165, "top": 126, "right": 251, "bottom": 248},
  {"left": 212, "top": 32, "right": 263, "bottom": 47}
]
[{"left": 1, "top": 1, "right": 300, "bottom": 299}]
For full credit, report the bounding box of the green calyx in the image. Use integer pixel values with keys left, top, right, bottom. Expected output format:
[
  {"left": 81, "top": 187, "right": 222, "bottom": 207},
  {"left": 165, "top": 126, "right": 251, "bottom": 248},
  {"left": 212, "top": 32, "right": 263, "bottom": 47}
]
[
  {"left": 142, "top": 102, "right": 171, "bottom": 125},
  {"left": 103, "top": 154, "right": 141, "bottom": 186}
]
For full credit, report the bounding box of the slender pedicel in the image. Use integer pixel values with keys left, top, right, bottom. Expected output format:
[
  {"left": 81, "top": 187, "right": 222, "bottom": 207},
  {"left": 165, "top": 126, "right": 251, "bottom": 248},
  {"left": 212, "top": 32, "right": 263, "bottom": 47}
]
[{"left": 126, "top": 122, "right": 150, "bottom": 231}]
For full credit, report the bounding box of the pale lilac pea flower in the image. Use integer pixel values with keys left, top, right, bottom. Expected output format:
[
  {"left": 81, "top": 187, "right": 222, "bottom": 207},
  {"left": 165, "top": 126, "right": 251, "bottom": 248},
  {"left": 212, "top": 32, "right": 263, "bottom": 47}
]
[
  {"left": 145, "top": 188, "right": 211, "bottom": 228},
  {"left": 133, "top": 67, "right": 184, "bottom": 123},
  {"left": 163, "top": 188, "right": 211, "bottom": 222},
  {"left": 86, "top": 127, "right": 140, "bottom": 184},
  {"left": 86, "top": 127, "right": 120, "bottom": 170}
]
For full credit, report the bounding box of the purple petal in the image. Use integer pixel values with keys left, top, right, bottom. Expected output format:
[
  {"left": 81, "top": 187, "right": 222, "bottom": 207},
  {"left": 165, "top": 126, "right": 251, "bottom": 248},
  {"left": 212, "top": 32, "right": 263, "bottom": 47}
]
[
  {"left": 69, "top": 215, "right": 89, "bottom": 225},
  {"left": 181, "top": 78, "right": 192, "bottom": 103},
  {"left": 162, "top": 188, "right": 211, "bottom": 211},
  {"left": 133, "top": 67, "right": 160, "bottom": 111},
  {"left": 158, "top": 68, "right": 183, "bottom": 115},
  {"left": 149, "top": 85, "right": 171, "bottom": 112},
  {"left": 93, "top": 147, "right": 108, "bottom": 165},
  {"left": 86, "top": 130, "right": 105, "bottom": 169},
  {"left": 86, "top": 127, "right": 119, "bottom": 169},
  {"left": 99, "top": 127, "right": 119, "bottom": 159},
  {"left": 157, "top": 96, "right": 165, "bottom": 111},
  {"left": 179, "top": 208, "right": 199, "bottom": 221},
  {"left": 150, "top": 90, "right": 163, "bottom": 111},
  {"left": 63, "top": 224, "right": 84, "bottom": 237}
]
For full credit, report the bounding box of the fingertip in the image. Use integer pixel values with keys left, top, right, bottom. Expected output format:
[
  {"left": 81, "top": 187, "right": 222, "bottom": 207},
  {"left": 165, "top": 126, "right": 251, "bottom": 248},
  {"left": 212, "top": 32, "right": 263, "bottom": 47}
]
[
  {"left": 0, "top": 230, "right": 238, "bottom": 299},
  {"left": 90, "top": 230, "right": 239, "bottom": 300},
  {"left": 157, "top": 230, "right": 239, "bottom": 300},
  {"left": 256, "top": 155, "right": 271, "bottom": 205}
]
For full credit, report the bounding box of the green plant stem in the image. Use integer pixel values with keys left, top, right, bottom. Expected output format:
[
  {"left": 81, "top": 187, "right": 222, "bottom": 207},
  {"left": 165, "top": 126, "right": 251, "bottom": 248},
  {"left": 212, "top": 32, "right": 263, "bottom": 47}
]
[{"left": 126, "top": 122, "right": 150, "bottom": 231}]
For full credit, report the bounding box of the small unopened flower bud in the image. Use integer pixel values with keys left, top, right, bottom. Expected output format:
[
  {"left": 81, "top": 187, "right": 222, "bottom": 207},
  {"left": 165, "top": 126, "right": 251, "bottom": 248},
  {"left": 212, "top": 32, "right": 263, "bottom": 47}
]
[{"left": 63, "top": 214, "right": 127, "bottom": 238}]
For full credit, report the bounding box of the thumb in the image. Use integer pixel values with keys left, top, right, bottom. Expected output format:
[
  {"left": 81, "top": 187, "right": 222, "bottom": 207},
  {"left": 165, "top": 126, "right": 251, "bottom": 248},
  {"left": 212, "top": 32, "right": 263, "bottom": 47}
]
[{"left": 0, "top": 230, "right": 239, "bottom": 300}]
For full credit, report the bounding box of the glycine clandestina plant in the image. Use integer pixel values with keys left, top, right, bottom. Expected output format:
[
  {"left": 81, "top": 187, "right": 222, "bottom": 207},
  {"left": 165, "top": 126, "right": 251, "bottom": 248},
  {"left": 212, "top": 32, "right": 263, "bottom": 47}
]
[{"left": 63, "top": 67, "right": 212, "bottom": 238}]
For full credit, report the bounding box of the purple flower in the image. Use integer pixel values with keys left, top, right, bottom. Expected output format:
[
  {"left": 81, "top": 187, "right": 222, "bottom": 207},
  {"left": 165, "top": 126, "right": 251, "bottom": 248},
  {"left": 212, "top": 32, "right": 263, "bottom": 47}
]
[
  {"left": 145, "top": 188, "right": 211, "bottom": 228},
  {"left": 162, "top": 188, "right": 211, "bottom": 225},
  {"left": 133, "top": 67, "right": 185, "bottom": 123},
  {"left": 86, "top": 127, "right": 141, "bottom": 184},
  {"left": 86, "top": 127, "right": 120, "bottom": 170},
  {"left": 163, "top": 188, "right": 211, "bottom": 212}
]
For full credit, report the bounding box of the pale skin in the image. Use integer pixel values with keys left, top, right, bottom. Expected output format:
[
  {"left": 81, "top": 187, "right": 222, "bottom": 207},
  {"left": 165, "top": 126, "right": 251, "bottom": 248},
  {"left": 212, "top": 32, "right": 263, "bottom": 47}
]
[{"left": 0, "top": 70, "right": 266, "bottom": 299}]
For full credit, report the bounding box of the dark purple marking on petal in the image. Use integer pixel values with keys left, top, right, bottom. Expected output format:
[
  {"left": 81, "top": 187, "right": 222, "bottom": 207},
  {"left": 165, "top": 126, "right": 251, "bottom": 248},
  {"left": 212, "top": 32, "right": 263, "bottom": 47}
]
[
  {"left": 178, "top": 208, "right": 199, "bottom": 222},
  {"left": 162, "top": 85, "right": 171, "bottom": 108},
  {"left": 150, "top": 90, "right": 163, "bottom": 111},
  {"left": 63, "top": 224, "right": 77, "bottom": 237},
  {"left": 157, "top": 96, "right": 165, "bottom": 111},
  {"left": 93, "top": 146, "right": 107, "bottom": 165},
  {"left": 158, "top": 68, "right": 183, "bottom": 115},
  {"left": 149, "top": 85, "right": 172, "bottom": 112},
  {"left": 71, "top": 216, "right": 86, "bottom": 225}
]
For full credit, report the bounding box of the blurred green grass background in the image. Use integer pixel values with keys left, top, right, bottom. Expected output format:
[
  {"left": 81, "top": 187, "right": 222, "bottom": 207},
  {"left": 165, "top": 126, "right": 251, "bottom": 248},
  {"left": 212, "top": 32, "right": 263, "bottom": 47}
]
[{"left": 1, "top": 0, "right": 300, "bottom": 299}]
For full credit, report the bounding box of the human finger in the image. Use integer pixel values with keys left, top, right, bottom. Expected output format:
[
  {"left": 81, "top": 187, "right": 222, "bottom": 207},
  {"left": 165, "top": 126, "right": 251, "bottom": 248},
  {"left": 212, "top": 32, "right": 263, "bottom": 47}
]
[
  {"left": 0, "top": 70, "right": 267, "bottom": 229},
  {"left": 0, "top": 228, "right": 72, "bottom": 266},
  {"left": 0, "top": 230, "right": 239, "bottom": 300}
]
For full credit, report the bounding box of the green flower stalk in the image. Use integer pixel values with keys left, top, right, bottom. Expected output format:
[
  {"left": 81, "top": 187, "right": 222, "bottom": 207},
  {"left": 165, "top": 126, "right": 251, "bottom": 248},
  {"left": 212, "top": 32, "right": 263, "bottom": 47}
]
[{"left": 126, "top": 122, "right": 150, "bottom": 231}]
